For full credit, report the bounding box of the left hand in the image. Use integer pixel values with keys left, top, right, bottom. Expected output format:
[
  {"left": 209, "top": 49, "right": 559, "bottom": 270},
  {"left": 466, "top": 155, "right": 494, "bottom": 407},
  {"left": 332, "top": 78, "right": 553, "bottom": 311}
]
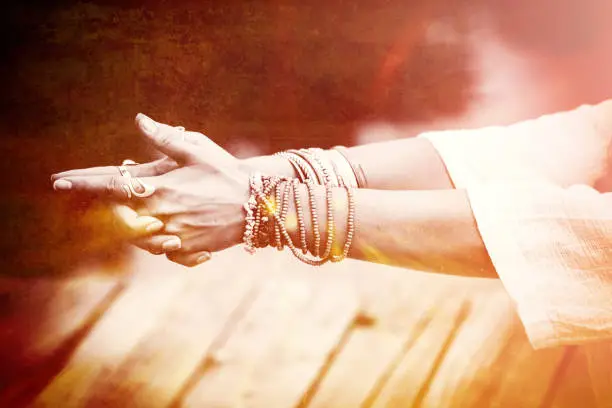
[{"left": 52, "top": 114, "right": 250, "bottom": 266}]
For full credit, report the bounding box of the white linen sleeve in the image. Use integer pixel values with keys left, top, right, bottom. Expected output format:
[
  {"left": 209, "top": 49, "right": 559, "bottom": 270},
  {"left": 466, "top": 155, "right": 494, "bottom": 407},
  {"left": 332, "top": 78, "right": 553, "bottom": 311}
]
[
  {"left": 467, "top": 183, "right": 612, "bottom": 348},
  {"left": 420, "top": 100, "right": 612, "bottom": 190},
  {"left": 419, "top": 100, "right": 612, "bottom": 348}
]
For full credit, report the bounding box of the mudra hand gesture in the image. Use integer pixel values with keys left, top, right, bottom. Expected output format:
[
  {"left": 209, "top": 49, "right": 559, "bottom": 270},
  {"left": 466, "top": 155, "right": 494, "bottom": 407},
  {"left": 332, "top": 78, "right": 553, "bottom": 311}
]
[{"left": 52, "top": 114, "right": 250, "bottom": 266}]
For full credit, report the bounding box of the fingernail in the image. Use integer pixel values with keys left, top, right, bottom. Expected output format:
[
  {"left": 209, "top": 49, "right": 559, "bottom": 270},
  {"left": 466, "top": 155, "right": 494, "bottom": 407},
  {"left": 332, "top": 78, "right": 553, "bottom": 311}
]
[
  {"left": 197, "top": 252, "right": 211, "bottom": 264},
  {"left": 53, "top": 179, "right": 72, "bottom": 191},
  {"left": 137, "top": 113, "right": 158, "bottom": 134},
  {"left": 146, "top": 221, "right": 164, "bottom": 233},
  {"left": 162, "top": 238, "right": 181, "bottom": 252}
]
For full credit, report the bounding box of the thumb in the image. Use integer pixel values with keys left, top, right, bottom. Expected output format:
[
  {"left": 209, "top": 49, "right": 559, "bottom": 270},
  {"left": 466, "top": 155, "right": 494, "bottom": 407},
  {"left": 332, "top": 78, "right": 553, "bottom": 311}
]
[
  {"left": 113, "top": 204, "right": 164, "bottom": 237},
  {"left": 135, "top": 113, "right": 196, "bottom": 163}
]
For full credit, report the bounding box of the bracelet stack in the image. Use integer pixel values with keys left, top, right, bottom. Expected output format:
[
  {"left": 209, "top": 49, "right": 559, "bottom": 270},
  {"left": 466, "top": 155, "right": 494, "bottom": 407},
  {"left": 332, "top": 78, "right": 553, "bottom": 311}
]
[
  {"left": 273, "top": 147, "right": 366, "bottom": 188},
  {"left": 243, "top": 147, "right": 362, "bottom": 265}
]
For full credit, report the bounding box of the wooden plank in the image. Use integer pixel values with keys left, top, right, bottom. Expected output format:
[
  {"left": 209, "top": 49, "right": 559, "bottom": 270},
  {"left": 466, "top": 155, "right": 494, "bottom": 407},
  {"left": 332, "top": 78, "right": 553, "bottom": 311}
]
[
  {"left": 33, "top": 250, "right": 201, "bottom": 408},
  {"left": 419, "top": 287, "right": 567, "bottom": 407},
  {"left": 0, "top": 274, "right": 120, "bottom": 407},
  {"left": 310, "top": 257, "right": 571, "bottom": 408},
  {"left": 584, "top": 342, "right": 612, "bottom": 407},
  {"left": 307, "top": 326, "right": 424, "bottom": 408},
  {"left": 307, "top": 262, "right": 465, "bottom": 408},
  {"left": 70, "top": 248, "right": 262, "bottom": 408},
  {"left": 181, "top": 266, "right": 359, "bottom": 408},
  {"left": 549, "top": 347, "right": 598, "bottom": 408},
  {"left": 412, "top": 287, "right": 516, "bottom": 407},
  {"left": 368, "top": 290, "right": 473, "bottom": 408},
  {"left": 483, "top": 345, "right": 568, "bottom": 407},
  {"left": 359, "top": 279, "right": 567, "bottom": 408}
]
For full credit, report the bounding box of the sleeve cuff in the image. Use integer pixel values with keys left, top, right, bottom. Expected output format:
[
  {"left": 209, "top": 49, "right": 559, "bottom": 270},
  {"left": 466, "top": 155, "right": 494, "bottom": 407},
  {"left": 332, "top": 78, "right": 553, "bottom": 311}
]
[
  {"left": 467, "top": 184, "right": 612, "bottom": 348},
  {"left": 421, "top": 125, "right": 612, "bottom": 348}
]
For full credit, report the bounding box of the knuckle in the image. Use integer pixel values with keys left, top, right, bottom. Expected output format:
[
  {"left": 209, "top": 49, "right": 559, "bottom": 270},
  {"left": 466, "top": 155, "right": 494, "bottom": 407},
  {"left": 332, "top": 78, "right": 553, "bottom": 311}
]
[
  {"left": 148, "top": 243, "right": 164, "bottom": 255},
  {"left": 157, "top": 130, "right": 173, "bottom": 147},
  {"left": 179, "top": 241, "right": 195, "bottom": 253},
  {"left": 153, "top": 158, "right": 176, "bottom": 174},
  {"left": 106, "top": 177, "right": 120, "bottom": 195},
  {"left": 155, "top": 181, "right": 170, "bottom": 195},
  {"left": 144, "top": 200, "right": 165, "bottom": 217},
  {"left": 185, "top": 131, "right": 205, "bottom": 143}
]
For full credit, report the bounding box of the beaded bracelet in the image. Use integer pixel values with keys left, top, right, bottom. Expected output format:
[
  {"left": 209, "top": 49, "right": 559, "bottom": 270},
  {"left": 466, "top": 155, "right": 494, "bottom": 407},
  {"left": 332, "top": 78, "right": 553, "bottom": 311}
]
[
  {"left": 246, "top": 176, "right": 325, "bottom": 265},
  {"left": 306, "top": 148, "right": 345, "bottom": 187},
  {"left": 307, "top": 149, "right": 355, "bottom": 262},
  {"left": 276, "top": 146, "right": 364, "bottom": 190},
  {"left": 331, "top": 185, "right": 355, "bottom": 262},
  {"left": 253, "top": 175, "right": 281, "bottom": 249},
  {"left": 287, "top": 149, "right": 327, "bottom": 184},
  {"left": 243, "top": 174, "right": 262, "bottom": 254},
  {"left": 274, "top": 151, "right": 317, "bottom": 182},
  {"left": 293, "top": 178, "right": 308, "bottom": 254},
  {"left": 244, "top": 171, "right": 356, "bottom": 265},
  {"left": 298, "top": 148, "right": 337, "bottom": 187},
  {"left": 305, "top": 179, "right": 322, "bottom": 258}
]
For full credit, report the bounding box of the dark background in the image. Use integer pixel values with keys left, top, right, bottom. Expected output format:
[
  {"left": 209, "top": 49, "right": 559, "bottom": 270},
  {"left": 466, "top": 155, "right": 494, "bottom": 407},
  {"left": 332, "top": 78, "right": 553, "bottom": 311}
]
[{"left": 1, "top": 0, "right": 610, "bottom": 276}]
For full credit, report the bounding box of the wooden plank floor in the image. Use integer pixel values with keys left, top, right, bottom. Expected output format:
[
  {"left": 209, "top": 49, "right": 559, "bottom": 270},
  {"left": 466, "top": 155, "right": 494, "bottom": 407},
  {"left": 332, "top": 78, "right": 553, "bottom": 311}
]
[{"left": 0, "top": 246, "right": 601, "bottom": 407}]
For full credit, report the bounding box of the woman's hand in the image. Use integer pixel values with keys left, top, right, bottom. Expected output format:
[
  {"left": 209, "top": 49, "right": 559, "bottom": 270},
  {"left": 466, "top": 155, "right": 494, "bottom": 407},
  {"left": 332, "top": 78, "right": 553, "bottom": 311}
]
[
  {"left": 50, "top": 121, "right": 229, "bottom": 185},
  {"left": 52, "top": 114, "right": 250, "bottom": 266}
]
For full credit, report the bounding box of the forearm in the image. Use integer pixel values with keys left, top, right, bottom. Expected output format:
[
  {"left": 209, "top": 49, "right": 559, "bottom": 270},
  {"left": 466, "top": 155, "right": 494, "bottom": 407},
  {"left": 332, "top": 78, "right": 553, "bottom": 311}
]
[
  {"left": 285, "top": 184, "right": 495, "bottom": 278},
  {"left": 242, "top": 137, "right": 454, "bottom": 191},
  {"left": 341, "top": 137, "right": 454, "bottom": 190}
]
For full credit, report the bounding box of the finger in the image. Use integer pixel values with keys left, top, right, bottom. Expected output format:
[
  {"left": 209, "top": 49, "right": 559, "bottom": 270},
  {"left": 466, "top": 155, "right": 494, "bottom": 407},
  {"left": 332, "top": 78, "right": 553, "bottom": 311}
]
[
  {"left": 113, "top": 205, "right": 164, "bottom": 236},
  {"left": 185, "top": 129, "right": 236, "bottom": 165},
  {"left": 135, "top": 113, "right": 198, "bottom": 164},
  {"left": 182, "top": 131, "right": 207, "bottom": 146},
  {"left": 52, "top": 174, "right": 158, "bottom": 200},
  {"left": 133, "top": 234, "right": 183, "bottom": 255},
  {"left": 166, "top": 250, "right": 212, "bottom": 267},
  {"left": 182, "top": 130, "right": 221, "bottom": 149},
  {"left": 51, "top": 157, "right": 177, "bottom": 181},
  {"left": 162, "top": 219, "right": 238, "bottom": 252}
]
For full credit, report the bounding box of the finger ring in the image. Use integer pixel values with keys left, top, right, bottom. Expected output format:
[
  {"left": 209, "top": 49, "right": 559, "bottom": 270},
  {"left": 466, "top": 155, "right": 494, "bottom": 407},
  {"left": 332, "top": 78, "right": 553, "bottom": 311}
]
[
  {"left": 117, "top": 165, "right": 132, "bottom": 178},
  {"left": 117, "top": 160, "right": 155, "bottom": 199},
  {"left": 121, "top": 183, "right": 133, "bottom": 199},
  {"left": 117, "top": 159, "right": 138, "bottom": 177},
  {"left": 128, "top": 177, "right": 156, "bottom": 198}
]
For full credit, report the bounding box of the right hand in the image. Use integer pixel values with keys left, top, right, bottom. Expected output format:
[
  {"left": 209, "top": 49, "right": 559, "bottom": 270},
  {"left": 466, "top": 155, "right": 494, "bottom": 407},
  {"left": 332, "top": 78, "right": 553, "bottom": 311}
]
[{"left": 51, "top": 114, "right": 245, "bottom": 264}]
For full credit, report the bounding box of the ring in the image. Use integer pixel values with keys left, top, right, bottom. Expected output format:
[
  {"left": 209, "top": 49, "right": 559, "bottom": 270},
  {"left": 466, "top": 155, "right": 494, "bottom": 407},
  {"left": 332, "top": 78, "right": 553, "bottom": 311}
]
[
  {"left": 117, "top": 159, "right": 138, "bottom": 178},
  {"left": 117, "top": 162, "right": 134, "bottom": 198},
  {"left": 117, "top": 165, "right": 132, "bottom": 178},
  {"left": 117, "top": 159, "right": 155, "bottom": 199},
  {"left": 128, "top": 177, "right": 156, "bottom": 198}
]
